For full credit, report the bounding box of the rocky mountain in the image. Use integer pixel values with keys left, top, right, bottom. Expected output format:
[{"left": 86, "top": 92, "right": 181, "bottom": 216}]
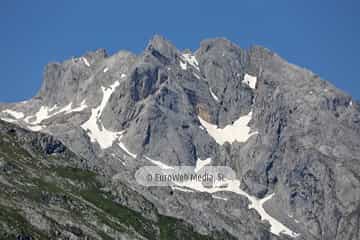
[{"left": 0, "top": 35, "right": 359, "bottom": 240}]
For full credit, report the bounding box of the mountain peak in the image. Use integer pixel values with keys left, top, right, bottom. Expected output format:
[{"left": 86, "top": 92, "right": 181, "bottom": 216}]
[
  {"left": 145, "top": 34, "right": 179, "bottom": 61},
  {"left": 199, "top": 37, "right": 240, "bottom": 52},
  {"left": 83, "top": 48, "right": 108, "bottom": 62}
]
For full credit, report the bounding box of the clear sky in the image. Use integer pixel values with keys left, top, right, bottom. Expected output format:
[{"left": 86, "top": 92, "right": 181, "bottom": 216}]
[{"left": 1, "top": 0, "right": 359, "bottom": 102}]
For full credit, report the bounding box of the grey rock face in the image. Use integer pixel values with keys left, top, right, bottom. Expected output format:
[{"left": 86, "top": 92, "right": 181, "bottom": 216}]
[{"left": 1, "top": 35, "right": 360, "bottom": 240}]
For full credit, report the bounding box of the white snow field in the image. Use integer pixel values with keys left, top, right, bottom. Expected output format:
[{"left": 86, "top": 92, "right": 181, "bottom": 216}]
[
  {"left": 81, "top": 81, "right": 122, "bottom": 149},
  {"left": 81, "top": 80, "right": 136, "bottom": 158},
  {"left": 198, "top": 111, "right": 258, "bottom": 145}
]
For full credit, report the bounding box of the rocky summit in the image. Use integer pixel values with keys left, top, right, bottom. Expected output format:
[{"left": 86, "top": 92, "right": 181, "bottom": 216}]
[{"left": 0, "top": 35, "right": 359, "bottom": 240}]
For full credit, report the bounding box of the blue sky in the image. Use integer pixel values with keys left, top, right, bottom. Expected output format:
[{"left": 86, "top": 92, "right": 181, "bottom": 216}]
[{"left": 1, "top": 0, "right": 359, "bottom": 102}]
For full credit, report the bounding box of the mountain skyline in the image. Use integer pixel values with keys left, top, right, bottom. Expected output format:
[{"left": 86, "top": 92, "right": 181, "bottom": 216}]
[{"left": 1, "top": 0, "right": 360, "bottom": 103}]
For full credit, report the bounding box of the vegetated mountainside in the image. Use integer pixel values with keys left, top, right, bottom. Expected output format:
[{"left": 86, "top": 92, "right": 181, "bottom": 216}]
[{"left": 0, "top": 35, "right": 359, "bottom": 240}]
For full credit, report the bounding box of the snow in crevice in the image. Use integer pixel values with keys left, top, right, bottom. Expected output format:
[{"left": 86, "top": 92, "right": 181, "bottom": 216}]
[
  {"left": 179, "top": 53, "right": 201, "bottom": 79},
  {"left": 25, "top": 101, "right": 87, "bottom": 132},
  {"left": 29, "top": 100, "right": 88, "bottom": 125},
  {"left": 145, "top": 156, "right": 174, "bottom": 170},
  {"left": 180, "top": 53, "right": 200, "bottom": 72},
  {"left": 242, "top": 74, "right": 257, "bottom": 89},
  {"left": 179, "top": 60, "right": 187, "bottom": 70},
  {"left": 1, "top": 101, "right": 87, "bottom": 132},
  {"left": 141, "top": 156, "right": 298, "bottom": 237},
  {"left": 72, "top": 100, "right": 88, "bottom": 112},
  {"left": 209, "top": 88, "right": 220, "bottom": 102},
  {"left": 118, "top": 142, "right": 137, "bottom": 158},
  {"left": 48, "top": 104, "right": 58, "bottom": 112},
  {"left": 79, "top": 81, "right": 136, "bottom": 156},
  {"left": 212, "top": 195, "right": 228, "bottom": 201},
  {"left": 171, "top": 186, "right": 195, "bottom": 193},
  {"left": 0, "top": 118, "right": 17, "bottom": 123},
  {"left": 193, "top": 72, "right": 201, "bottom": 79},
  {"left": 27, "top": 125, "right": 44, "bottom": 132},
  {"left": 176, "top": 178, "right": 298, "bottom": 237},
  {"left": 31, "top": 106, "right": 52, "bottom": 124},
  {"left": 111, "top": 153, "right": 126, "bottom": 166},
  {"left": 198, "top": 111, "right": 258, "bottom": 145},
  {"left": 82, "top": 57, "right": 90, "bottom": 67},
  {"left": 195, "top": 158, "right": 211, "bottom": 172},
  {"left": 103, "top": 67, "right": 109, "bottom": 73},
  {"left": 81, "top": 81, "right": 122, "bottom": 149},
  {"left": 2, "top": 109, "right": 24, "bottom": 119},
  {"left": 23, "top": 115, "right": 33, "bottom": 123}
]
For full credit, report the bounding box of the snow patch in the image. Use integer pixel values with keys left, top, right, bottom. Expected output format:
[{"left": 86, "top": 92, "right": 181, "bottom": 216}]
[
  {"left": 27, "top": 125, "right": 44, "bottom": 132},
  {"left": 242, "top": 74, "right": 257, "bottom": 89},
  {"left": 198, "top": 111, "right": 258, "bottom": 145},
  {"left": 193, "top": 72, "right": 201, "bottom": 79},
  {"left": 118, "top": 142, "right": 137, "bottom": 158},
  {"left": 121, "top": 73, "right": 127, "bottom": 78},
  {"left": 103, "top": 67, "right": 109, "bottom": 73},
  {"left": 81, "top": 81, "right": 122, "bottom": 149},
  {"left": 195, "top": 158, "right": 211, "bottom": 172},
  {"left": 209, "top": 88, "right": 220, "bottom": 102},
  {"left": 30, "top": 101, "right": 87, "bottom": 125},
  {"left": 9, "top": 105, "right": 66, "bottom": 132},
  {"left": 176, "top": 178, "right": 298, "bottom": 237},
  {"left": 212, "top": 195, "right": 228, "bottom": 201},
  {"left": 82, "top": 57, "right": 90, "bottom": 67},
  {"left": 48, "top": 104, "right": 58, "bottom": 112},
  {"left": 2, "top": 109, "right": 24, "bottom": 119},
  {"left": 181, "top": 53, "right": 200, "bottom": 72},
  {"left": 0, "top": 118, "right": 17, "bottom": 123},
  {"left": 145, "top": 156, "right": 174, "bottom": 170},
  {"left": 171, "top": 186, "right": 194, "bottom": 193},
  {"left": 23, "top": 116, "right": 33, "bottom": 123},
  {"left": 31, "top": 106, "right": 51, "bottom": 124},
  {"left": 141, "top": 154, "right": 297, "bottom": 237},
  {"left": 111, "top": 153, "right": 126, "bottom": 166},
  {"left": 71, "top": 100, "right": 88, "bottom": 112},
  {"left": 80, "top": 81, "right": 136, "bottom": 155},
  {"left": 179, "top": 60, "right": 187, "bottom": 70}
]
